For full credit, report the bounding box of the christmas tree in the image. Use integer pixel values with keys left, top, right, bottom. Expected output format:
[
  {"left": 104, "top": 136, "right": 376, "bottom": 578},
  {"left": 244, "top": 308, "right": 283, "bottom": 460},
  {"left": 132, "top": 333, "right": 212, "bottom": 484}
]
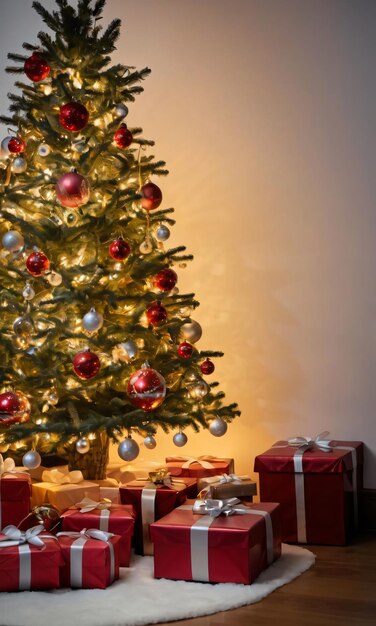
[{"left": 0, "top": 0, "right": 240, "bottom": 479}]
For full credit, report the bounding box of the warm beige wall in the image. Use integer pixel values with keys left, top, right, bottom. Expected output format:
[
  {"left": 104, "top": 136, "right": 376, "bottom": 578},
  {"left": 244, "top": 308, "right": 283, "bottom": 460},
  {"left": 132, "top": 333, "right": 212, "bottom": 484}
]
[{"left": 1, "top": 0, "right": 376, "bottom": 487}]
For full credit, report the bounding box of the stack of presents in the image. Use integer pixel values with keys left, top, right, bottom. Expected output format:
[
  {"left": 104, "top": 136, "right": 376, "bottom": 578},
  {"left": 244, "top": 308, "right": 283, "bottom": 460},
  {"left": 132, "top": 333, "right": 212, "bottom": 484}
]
[{"left": 0, "top": 434, "right": 363, "bottom": 591}]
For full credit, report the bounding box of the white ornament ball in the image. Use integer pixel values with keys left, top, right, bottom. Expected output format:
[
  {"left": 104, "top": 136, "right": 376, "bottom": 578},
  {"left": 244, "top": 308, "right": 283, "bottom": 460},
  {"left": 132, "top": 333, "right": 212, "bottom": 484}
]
[
  {"left": 47, "top": 271, "right": 63, "bottom": 287},
  {"left": 180, "top": 320, "right": 202, "bottom": 344},
  {"left": 188, "top": 380, "right": 209, "bottom": 399},
  {"left": 12, "top": 157, "right": 27, "bottom": 174},
  {"left": 155, "top": 224, "right": 170, "bottom": 241},
  {"left": 118, "top": 438, "right": 140, "bottom": 461},
  {"left": 209, "top": 416, "right": 228, "bottom": 437},
  {"left": 115, "top": 103, "right": 129, "bottom": 118},
  {"left": 144, "top": 434, "right": 157, "bottom": 449},
  {"left": 173, "top": 432, "right": 188, "bottom": 447},
  {"left": 22, "top": 450, "right": 42, "bottom": 469},
  {"left": 2, "top": 230, "right": 24, "bottom": 253},
  {"left": 23, "top": 284, "right": 35, "bottom": 300},
  {"left": 82, "top": 307, "right": 103, "bottom": 333},
  {"left": 113, "top": 339, "right": 138, "bottom": 363},
  {"left": 139, "top": 240, "right": 153, "bottom": 255},
  {"left": 1, "top": 136, "right": 12, "bottom": 155},
  {"left": 76, "top": 437, "right": 90, "bottom": 454},
  {"left": 38, "top": 144, "right": 51, "bottom": 157}
]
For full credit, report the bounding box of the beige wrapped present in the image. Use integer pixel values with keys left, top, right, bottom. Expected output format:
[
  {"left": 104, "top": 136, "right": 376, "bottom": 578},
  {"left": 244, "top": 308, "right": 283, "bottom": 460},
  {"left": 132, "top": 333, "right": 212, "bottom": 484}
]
[
  {"left": 31, "top": 467, "right": 99, "bottom": 512},
  {"left": 197, "top": 473, "right": 257, "bottom": 500},
  {"left": 106, "top": 460, "right": 167, "bottom": 484}
]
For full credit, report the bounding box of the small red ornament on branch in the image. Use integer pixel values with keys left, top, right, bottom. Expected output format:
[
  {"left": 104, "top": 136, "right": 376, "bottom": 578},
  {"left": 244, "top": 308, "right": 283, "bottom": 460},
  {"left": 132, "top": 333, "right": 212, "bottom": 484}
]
[
  {"left": 26, "top": 251, "right": 50, "bottom": 276},
  {"left": 177, "top": 341, "right": 194, "bottom": 358},
  {"left": 114, "top": 124, "right": 133, "bottom": 148},
  {"left": 200, "top": 358, "right": 215, "bottom": 375},
  {"left": 24, "top": 52, "right": 50, "bottom": 82},
  {"left": 153, "top": 268, "right": 177, "bottom": 292},
  {"left": 59, "top": 102, "right": 89, "bottom": 132},
  {"left": 141, "top": 182, "right": 162, "bottom": 211},
  {"left": 127, "top": 363, "right": 166, "bottom": 411},
  {"left": 8, "top": 137, "right": 25, "bottom": 154},
  {"left": 55, "top": 170, "right": 90, "bottom": 208},
  {"left": 73, "top": 350, "right": 101, "bottom": 380},
  {"left": 0, "top": 391, "right": 31, "bottom": 425},
  {"left": 146, "top": 301, "right": 167, "bottom": 326},
  {"left": 109, "top": 237, "right": 131, "bottom": 260}
]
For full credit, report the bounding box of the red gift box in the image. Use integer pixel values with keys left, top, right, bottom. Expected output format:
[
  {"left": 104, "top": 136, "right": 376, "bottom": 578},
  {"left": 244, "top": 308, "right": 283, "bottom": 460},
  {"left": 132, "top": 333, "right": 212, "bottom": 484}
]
[
  {"left": 60, "top": 503, "right": 135, "bottom": 566},
  {"left": 254, "top": 438, "right": 363, "bottom": 545},
  {"left": 165, "top": 456, "right": 234, "bottom": 479},
  {"left": 58, "top": 530, "right": 120, "bottom": 589},
  {"left": 0, "top": 474, "right": 31, "bottom": 528},
  {"left": 0, "top": 527, "right": 63, "bottom": 591},
  {"left": 150, "top": 500, "right": 281, "bottom": 584},
  {"left": 120, "top": 479, "right": 191, "bottom": 555}
]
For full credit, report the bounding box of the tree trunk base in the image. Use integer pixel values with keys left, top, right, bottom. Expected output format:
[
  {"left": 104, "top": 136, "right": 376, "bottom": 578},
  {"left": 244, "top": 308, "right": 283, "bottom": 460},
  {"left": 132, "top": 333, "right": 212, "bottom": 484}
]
[{"left": 66, "top": 433, "right": 110, "bottom": 481}]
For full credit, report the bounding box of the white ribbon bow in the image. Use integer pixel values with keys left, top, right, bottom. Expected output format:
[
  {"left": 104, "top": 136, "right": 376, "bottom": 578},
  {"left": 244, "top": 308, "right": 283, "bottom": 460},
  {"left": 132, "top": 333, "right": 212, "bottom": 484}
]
[
  {"left": 203, "top": 473, "right": 250, "bottom": 486},
  {"left": 42, "top": 468, "right": 84, "bottom": 484},
  {"left": 0, "top": 454, "right": 29, "bottom": 477},
  {"left": 192, "top": 497, "right": 251, "bottom": 518},
  {"left": 168, "top": 456, "right": 216, "bottom": 470},
  {"left": 57, "top": 528, "right": 114, "bottom": 542},
  {"left": 74, "top": 497, "right": 112, "bottom": 513},
  {"left": 0, "top": 525, "right": 47, "bottom": 549},
  {"left": 277, "top": 432, "right": 332, "bottom": 452}
]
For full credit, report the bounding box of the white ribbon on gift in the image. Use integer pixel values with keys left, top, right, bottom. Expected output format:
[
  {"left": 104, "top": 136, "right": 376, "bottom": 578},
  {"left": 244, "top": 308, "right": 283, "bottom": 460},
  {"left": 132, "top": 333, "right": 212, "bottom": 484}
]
[
  {"left": 0, "top": 524, "right": 54, "bottom": 590},
  {"left": 167, "top": 456, "right": 216, "bottom": 470},
  {"left": 57, "top": 528, "right": 115, "bottom": 587},
  {"left": 179, "top": 498, "right": 275, "bottom": 582},
  {"left": 73, "top": 497, "right": 113, "bottom": 531},
  {"left": 42, "top": 467, "right": 84, "bottom": 484}
]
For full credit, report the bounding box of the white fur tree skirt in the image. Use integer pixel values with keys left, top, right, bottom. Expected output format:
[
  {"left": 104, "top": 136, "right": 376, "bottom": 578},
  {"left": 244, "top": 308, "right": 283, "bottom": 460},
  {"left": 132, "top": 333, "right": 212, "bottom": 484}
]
[{"left": 1, "top": 544, "right": 314, "bottom": 626}]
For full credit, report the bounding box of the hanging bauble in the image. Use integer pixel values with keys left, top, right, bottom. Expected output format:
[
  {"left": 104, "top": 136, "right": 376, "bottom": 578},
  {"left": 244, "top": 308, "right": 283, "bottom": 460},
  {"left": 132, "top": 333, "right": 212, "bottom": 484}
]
[
  {"left": 153, "top": 268, "right": 177, "bottom": 292},
  {"left": 46, "top": 270, "right": 63, "bottom": 287},
  {"left": 82, "top": 308, "right": 103, "bottom": 333},
  {"left": 173, "top": 432, "right": 188, "bottom": 447},
  {"left": 22, "top": 450, "right": 42, "bottom": 469},
  {"left": 76, "top": 437, "right": 90, "bottom": 454},
  {"left": 71, "top": 138, "right": 88, "bottom": 154},
  {"left": 127, "top": 363, "right": 166, "bottom": 411},
  {"left": 115, "top": 103, "right": 129, "bottom": 118},
  {"left": 2, "top": 230, "right": 24, "bottom": 253},
  {"left": 188, "top": 379, "right": 209, "bottom": 399},
  {"left": 55, "top": 170, "right": 90, "bottom": 208},
  {"left": 24, "top": 52, "right": 50, "bottom": 82},
  {"left": 0, "top": 391, "right": 31, "bottom": 425},
  {"left": 0, "top": 136, "right": 11, "bottom": 155},
  {"left": 23, "top": 283, "right": 35, "bottom": 301},
  {"left": 44, "top": 387, "right": 59, "bottom": 405},
  {"left": 144, "top": 434, "right": 157, "bottom": 449},
  {"left": 180, "top": 320, "right": 202, "bottom": 344},
  {"left": 139, "top": 239, "right": 153, "bottom": 255},
  {"left": 109, "top": 237, "right": 131, "bottom": 260},
  {"left": 118, "top": 437, "right": 140, "bottom": 461},
  {"left": 13, "top": 315, "right": 34, "bottom": 337},
  {"left": 155, "top": 224, "right": 170, "bottom": 242},
  {"left": 146, "top": 301, "right": 168, "bottom": 326},
  {"left": 38, "top": 144, "right": 51, "bottom": 157},
  {"left": 12, "top": 157, "right": 27, "bottom": 174},
  {"left": 178, "top": 341, "right": 194, "bottom": 359},
  {"left": 59, "top": 102, "right": 89, "bottom": 132},
  {"left": 26, "top": 251, "right": 50, "bottom": 276},
  {"left": 114, "top": 124, "right": 133, "bottom": 149},
  {"left": 112, "top": 339, "right": 138, "bottom": 363},
  {"left": 209, "top": 416, "right": 228, "bottom": 437},
  {"left": 8, "top": 137, "right": 25, "bottom": 154},
  {"left": 73, "top": 349, "right": 100, "bottom": 380},
  {"left": 200, "top": 358, "right": 215, "bottom": 375},
  {"left": 141, "top": 182, "right": 162, "bottom": 211}
]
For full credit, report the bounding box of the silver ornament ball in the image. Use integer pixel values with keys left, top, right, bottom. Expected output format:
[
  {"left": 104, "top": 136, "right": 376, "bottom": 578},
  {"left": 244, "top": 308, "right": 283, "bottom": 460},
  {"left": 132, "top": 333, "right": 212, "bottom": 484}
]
[
  {"left": 47, "top": 271, "right": 63, "bottom": 287},
  {"left": 188, "top": 380, "right": 209, "bottom": 399},
  {"left": 173, "top": 432, "right": 188, "bottom": 447},
  {"left": 82, "top": 308, "right": 103, "bottom": 333},
  {"left": 23, "top": 284, "right": 35, "bottom": 301},
  {"left": 115, "top": 103, "right": 129, "bottom": 118},
  {"left": 114, "top": 339, "right": 138, "bottom": 363},
  {"left": 209, "top": 416, "right": 228, "bottom": 437},
  {"left": 13, "top": 315, "right": 34, "bottom": 337},
  {"left": 76, "top": 437, "right": 90, "bottom": 454},
  {"left": 1, "top": 136, "right": 12, "bottom": 155},
  {"left": 12, "top": 157, "right": 27, "bottom": 174},
  {"left": 155, "top": 224, "right": 170, "bottom": 242},
  {"left": 118, "top": 438, "right": 140, "bottom": 461},
  {"left": 22, "top": 450, "right": 42, "bottom": 469},
  {"left": 144, "top": 434, "right": 157, "bottom": 449},
  {"left": 180, "top": 320, "right": 202, "bottom": 344},
  {"left": 2, "top": 230, "right": 24, "bottom": 253},
  {"left": 38, "top": 144, "right": 51, "bottom": 157}
]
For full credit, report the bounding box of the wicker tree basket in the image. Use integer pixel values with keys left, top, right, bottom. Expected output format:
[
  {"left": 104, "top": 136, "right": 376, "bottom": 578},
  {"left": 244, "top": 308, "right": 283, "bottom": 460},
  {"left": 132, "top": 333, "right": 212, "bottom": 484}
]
[{"left": 66, "top": 432, "right": 110, "bottom": 480}]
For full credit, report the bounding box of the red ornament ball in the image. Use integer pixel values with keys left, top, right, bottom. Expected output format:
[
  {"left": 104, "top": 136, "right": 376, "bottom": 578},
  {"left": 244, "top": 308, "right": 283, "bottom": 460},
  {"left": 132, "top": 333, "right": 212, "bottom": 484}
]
[
  {"left": 153, "top": 268, "right": 177, "bottom": 292},
  {"left": 109, "top": 237, "right": 131, "bottom": 260},
  {"left": 8, "top": 137, "right": 25, "bottom": 154},
  {"left": 0, "top": 391, "right": 31, "bottom": 426},
  {"left": 73, "top": 350, "right": 100, "bottom": 380},
  {"left": 114, "top": 124, "right": 133, "bottom": 149},
  {"left": 24, "top": 53, "right": 50, "bottom": 82},
  {"left": 26, "top": 251, "right": 50, "bottom": 276},
  {"left": 127, "top": 365, "right": 166, "bottom": 411},
  {"left": 146, "top": 301, "right": 168, "bottom": 326},
  {"left": 141, "top": 182, "right": 162, "bottom": 211},
  {"left": 177, "top": 341, "right": 194, "bottom": 359},
  {"left": 55, "top": 170, "right": 90, "bottom": 208},
  {"left": 59, "top": 102, "right": 89, "bottom": 132},
  {"left": 200, "top": 358, "right": 215, "bottom": 375}
]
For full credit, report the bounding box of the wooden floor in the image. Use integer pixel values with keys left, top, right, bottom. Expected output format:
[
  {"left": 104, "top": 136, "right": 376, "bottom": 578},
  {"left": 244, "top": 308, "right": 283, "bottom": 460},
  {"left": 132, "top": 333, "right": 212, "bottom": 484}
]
[{"left": 159, "top": 534, "right": 376, "bottom": 626}]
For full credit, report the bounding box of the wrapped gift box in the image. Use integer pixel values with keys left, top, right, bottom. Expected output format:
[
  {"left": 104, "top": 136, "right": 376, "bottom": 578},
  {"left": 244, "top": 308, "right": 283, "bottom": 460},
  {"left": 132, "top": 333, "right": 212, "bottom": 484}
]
[
  {"left": 0, "top": 532, "right": 62, "bottom": 591},
  {"left": 150, "top": 500, "right": 281, "bottom": 584},
  {"left": 31, "top": 476, "right": 100, "bottom": 513},
  {"left": 61, "top": 503, "right": 135, "bottom": 566},
  {"left": 94, "top": 478, "right": 121, "bottom": 504},
  {"left": 197, "top": 474, "right": 257, "bottom": 501},
  {"left": 120, "top": 479, "right": 190, "bottom": 555},
  {"left": 0, "top": 474, "right": 31, "bottom": 528},
  {"left": 58, "top": 531, "right": 120, "bottom": 589},
  {"left": 107, "top": 460, "right": 167, "bottom": 484},
  {"left": 165, "top": 456, "right": 234, "bottom": 479},
  {"left": 254, "top": 439, "right": 363, "bottom": 545}
]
